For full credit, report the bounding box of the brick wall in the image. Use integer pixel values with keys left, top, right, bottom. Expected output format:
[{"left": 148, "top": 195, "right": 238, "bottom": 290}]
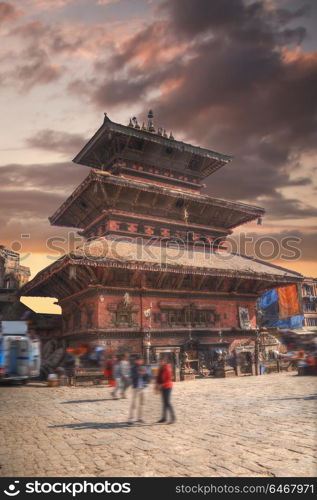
[{"left": 62, "top": 291, "right": 257, "bottom": 335}]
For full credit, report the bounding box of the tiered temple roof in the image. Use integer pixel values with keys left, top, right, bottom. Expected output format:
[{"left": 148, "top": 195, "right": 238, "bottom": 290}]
[
  {"left": 22, "top": 112, "right": 302, "bottom": 301},
  {"left": 49, "top": 169, "right": 264, "bottom": 230},
  {"left": 21, "top": 236, "right": 302, "bottom": 300},
  {"left": 73, "top": 114, "right": 232, "bottom": 187}
]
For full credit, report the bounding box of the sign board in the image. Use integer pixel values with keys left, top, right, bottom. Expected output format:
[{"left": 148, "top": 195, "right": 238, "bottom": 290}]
[
  {"left": 238, "top": 307, "right": 251, "bottom": 330},
  {"left": 1, "top": 321, "right": 28, "bottom": 335}
]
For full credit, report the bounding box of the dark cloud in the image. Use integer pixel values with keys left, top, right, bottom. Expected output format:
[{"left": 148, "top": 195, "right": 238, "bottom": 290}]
[
  {"left": 11, "top": 20, "right": 95, "bottom": 56},
  {"left": 70, "top": 0, "right": 316, "bottom": 214},
  {"left": 14, "top": 48, "right": 64, "bottom": 91},
  {"left": 5, "top": 18, "right": 109, "bottom": 91},
  {"left": 232, "top": 229, "right": 317, "bottom": 263},
  {"left": 26, "top": 130, "right": 87, "bottom": 155},
  {"left": 0, "top": 162, "right": 87, "bottom": 193},
  {"left": 1, "top": 0, "right": 316, "bottom": 270},
  {"left": 262, "top": 194, "right": 317, "bottom": 221},
  {"left": 0, "top": 162, "right": 88, "bottom": 251},
  {"left": 0, "top": 2, "right": 22, "bottom": 25}
]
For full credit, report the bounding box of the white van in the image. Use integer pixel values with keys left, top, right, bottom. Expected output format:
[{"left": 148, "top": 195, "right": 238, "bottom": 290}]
[{"left": 0, "top": 321, "right": 41, "bottom": 383}]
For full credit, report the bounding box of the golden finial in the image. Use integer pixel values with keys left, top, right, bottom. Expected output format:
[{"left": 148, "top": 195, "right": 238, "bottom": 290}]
[{"left": 132, "top": 116, "right": 140, "bottom": 129}]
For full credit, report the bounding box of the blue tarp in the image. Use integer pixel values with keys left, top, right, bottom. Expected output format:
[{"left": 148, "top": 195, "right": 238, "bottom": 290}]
[
  {"left": 269, "top": 315, "right": 304, "bottom": 329},
  {"left": 261, "top": 301, "right": 279, "bottom": 327},
  {"left": 260, "top": 288, "right": 303, "bottom": 329},
  {"left": 260, "top": 289, "right": 278, "bottom": 310}
]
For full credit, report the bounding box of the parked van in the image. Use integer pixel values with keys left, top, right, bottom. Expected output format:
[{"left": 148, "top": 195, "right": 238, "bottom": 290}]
[{"left": 0, "top": 321, "right": 41, "bottom": 383}]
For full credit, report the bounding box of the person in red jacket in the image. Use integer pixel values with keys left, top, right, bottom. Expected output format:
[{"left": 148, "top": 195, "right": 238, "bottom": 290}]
[{"left": 156, "top": 357, "right": 176, "bottom": 424}]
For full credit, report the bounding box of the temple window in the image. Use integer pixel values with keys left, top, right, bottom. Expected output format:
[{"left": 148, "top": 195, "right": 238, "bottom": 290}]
[
  {"left": 115, "top": 310, "right": 132, "bottom": 326},
  {"left": 161, "top": 307, "right": 215, "bottom": 326},
  {"left": 119, "top": 222, "right": 128, "bottom": 231},
  {"left": 153, "top": 312, "right": 161, "bottom": 323}
]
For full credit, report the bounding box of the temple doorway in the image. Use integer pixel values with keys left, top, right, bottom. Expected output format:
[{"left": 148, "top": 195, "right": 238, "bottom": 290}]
[{"left": 235, "top": 348, "right": 254, "bottom": 375}]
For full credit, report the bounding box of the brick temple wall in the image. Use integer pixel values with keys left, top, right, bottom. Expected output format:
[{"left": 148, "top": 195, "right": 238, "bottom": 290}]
[{"left": 61, "top": 290, "right": 257, "bottom": 351}]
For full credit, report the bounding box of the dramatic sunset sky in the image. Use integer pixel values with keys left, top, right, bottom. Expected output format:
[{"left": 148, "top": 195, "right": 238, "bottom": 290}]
[{"left": 1, "top": 0, "right": 316, "bottom": 313}]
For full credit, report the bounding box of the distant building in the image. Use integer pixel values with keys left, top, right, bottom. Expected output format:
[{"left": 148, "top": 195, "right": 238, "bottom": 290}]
[
  {"left": 0, "top": 246, "right": 31, "bottom": 319},
  {"left": 0, "top": 246, "right": 62, "bottom": 341},
  {"left": 300, "top": 277, "right": 317, "bottom": 328}
]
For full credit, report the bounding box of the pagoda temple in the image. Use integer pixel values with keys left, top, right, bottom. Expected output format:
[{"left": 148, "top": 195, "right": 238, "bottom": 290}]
[{"left": 22, "top": 112, "right": 302, "bottom": 379}]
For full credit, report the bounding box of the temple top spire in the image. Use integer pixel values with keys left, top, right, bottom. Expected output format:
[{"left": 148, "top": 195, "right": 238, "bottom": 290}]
[
  {"left": 147, "top": 109, "right": 155, "bottom": 132},
  {"left": 73, "top": 112, "right": 232, "bottom": 192}
]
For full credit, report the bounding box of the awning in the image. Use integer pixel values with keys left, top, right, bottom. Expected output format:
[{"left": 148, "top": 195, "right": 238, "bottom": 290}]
[{"left": 279, "top": 328, "right": 317, "bottom": 335}]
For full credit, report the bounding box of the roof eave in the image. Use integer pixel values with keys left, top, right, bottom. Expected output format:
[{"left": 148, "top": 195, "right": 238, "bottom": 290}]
[{"left": 72, "top": 113, "right": 233, "bottom": 167}]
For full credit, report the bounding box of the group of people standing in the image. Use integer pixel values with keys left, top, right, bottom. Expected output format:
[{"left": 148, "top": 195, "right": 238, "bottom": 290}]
[{"left": 105, "top": 354, "right": 176, "bottom": 425}]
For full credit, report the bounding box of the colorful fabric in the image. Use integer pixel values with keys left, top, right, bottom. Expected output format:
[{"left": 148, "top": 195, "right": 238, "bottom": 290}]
[
  {"left": 273, "top": 314, "right": 303, "bottom": 329},
  {"left": 260, "top": 289, "right": 278, "bottom": 310},
  {"left": 261, "top": 301, "right": 279, "bottom": 327},
  {"left": 277, "top": 285, "right": 300, "bottom": 319}
]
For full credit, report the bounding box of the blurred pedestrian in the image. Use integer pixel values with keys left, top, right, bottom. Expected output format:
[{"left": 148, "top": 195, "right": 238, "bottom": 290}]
[
  {"left": 104, "top": 355, "right": 115, "bottom": 388},
  {"left": 64, "top": 352, "right": 76, "bottom": 386},
  {"left": 128, "top": 356, "right": 150, "bottom": 425},
  {"left": 120, "top": 353, "right": 131, "bottom": 399},
  {"left": 156, "top": 357, "right": 176, "bottom": 424},
  {"left": 112, "top": 355, "right": 123, "bottom": 399}
]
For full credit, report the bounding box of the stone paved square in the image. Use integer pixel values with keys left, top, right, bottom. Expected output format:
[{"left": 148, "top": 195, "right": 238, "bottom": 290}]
[{"left": 0, "top": 373, "right": 316, "bottom": 477}]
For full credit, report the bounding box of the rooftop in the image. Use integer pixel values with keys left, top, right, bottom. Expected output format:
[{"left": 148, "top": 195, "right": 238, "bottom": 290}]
[
  {"left": 21, "top": 236, "right": 302, "bottom": 298},
  {"left": 73, "top": 112, "right": 232, "bottom": 180}
]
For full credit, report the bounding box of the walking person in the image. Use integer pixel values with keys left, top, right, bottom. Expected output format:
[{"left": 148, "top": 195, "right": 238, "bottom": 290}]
[
  {"left": 120, "top": 353, "right": 131, "bottom": 399},
  {"left": 156, "top": 357, "right": 176, "bottom": 424},
  {"left": 128, "top": 356, "right": 150, "bottom": 425},
  {"left": 64, "top": 352, "right": 76, "bottom": 386},
  {"left": 112, "top": 355, "right": 122, "bottom": 399},
  {"left": 104, "top": 355, "right": 115, "bottom": 388}
]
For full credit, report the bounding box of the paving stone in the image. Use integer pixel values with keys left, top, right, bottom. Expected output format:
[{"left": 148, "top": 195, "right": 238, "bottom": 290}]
[{"left": 0, "top": 373, "right": 316, "bottom": 477}]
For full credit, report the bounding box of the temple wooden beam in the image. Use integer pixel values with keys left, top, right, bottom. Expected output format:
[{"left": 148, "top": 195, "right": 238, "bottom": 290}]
[
  {"left": 175, "top": 274, "right": 186, "bottom": 289},
  {"left": 214, "top": 276, "right": 225, "bottom": 291},
  {"left": 156, "top": 272, "right": 166, "bottom": 289},
  {"left": 230, "top": 278, "right": 244, "bottom": 293},
  {"left": 52, "top": 273, "right": 73, "bottom": 297},
  {"left": 113, "top": 185, "right": 123, "bottom": 206},
  {"left": 196, "top": 275, "right": 208, "bottom": 290},
  {"left": 49, "top": 275, "right": 68, "bottom": 299},
  {"left": 85, "top": 266, "right": 99, "bottom": 283},
  {"left": 132, "top": 190, "right": 142, "bottom": 206},
  {"left": 131, "top": 270, "right": 142, "bottom": 287},
  {"left": 151, "top": 192, "right": 159, "bottom": 208},
  {"left": 252, "top": 279, "right": 266, "bottom": 294}
]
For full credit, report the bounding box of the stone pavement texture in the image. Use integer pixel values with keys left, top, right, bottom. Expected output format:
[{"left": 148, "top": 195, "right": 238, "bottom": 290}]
[{"left": 0, "top": 373, "right": 316, "bottom": 477}]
